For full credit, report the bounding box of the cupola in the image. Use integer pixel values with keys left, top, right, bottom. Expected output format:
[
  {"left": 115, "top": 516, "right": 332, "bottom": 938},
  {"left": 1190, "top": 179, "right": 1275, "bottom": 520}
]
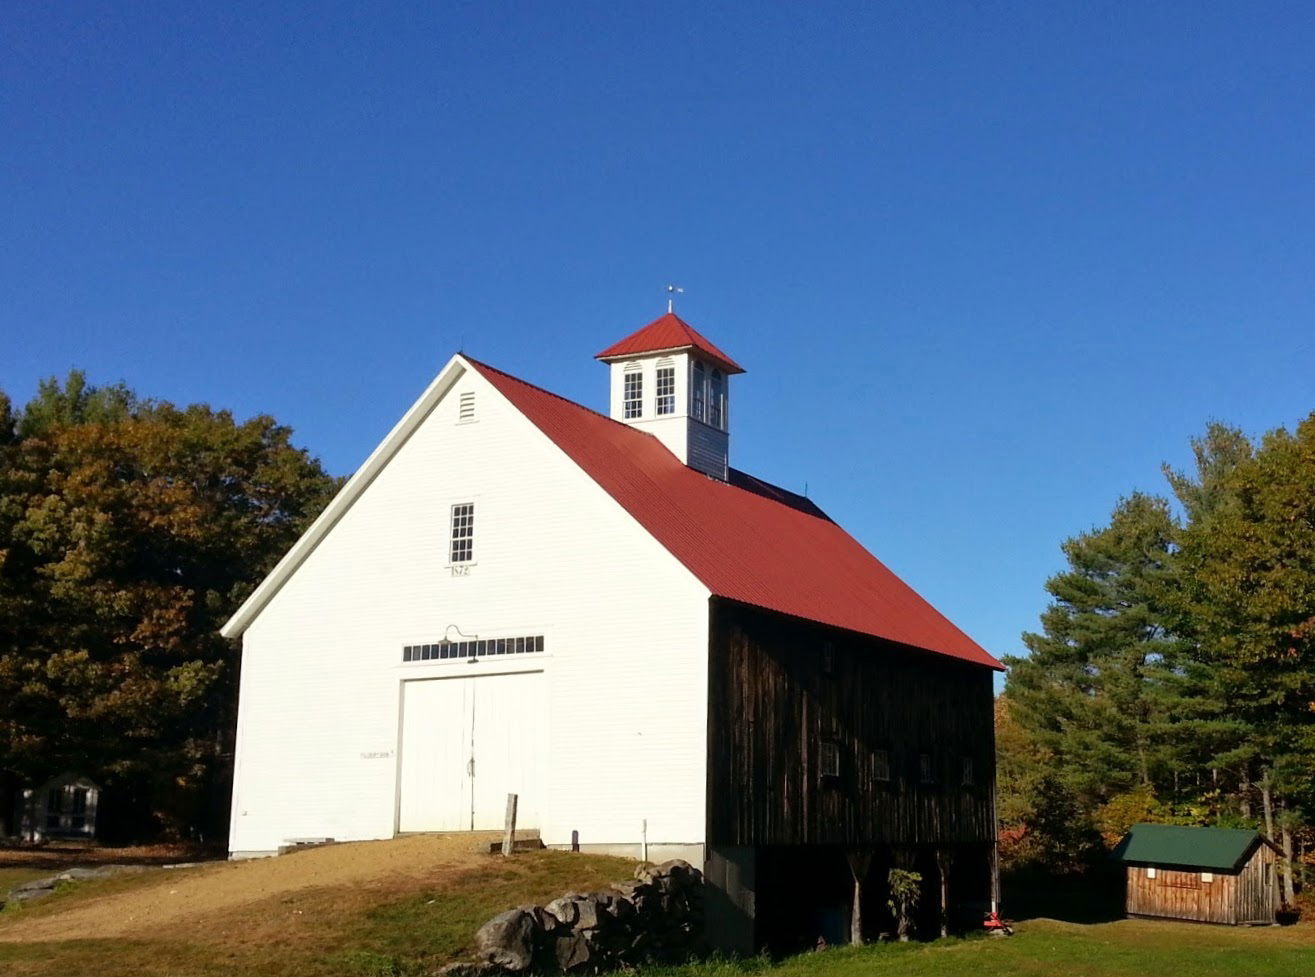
[{"left": 595, "top": 312, "right": 745, "bottom": 480}]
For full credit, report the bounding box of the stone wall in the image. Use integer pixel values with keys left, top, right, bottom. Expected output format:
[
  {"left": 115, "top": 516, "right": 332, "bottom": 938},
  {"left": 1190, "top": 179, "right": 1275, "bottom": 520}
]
[{"left": 455, "top": 859, "right": 704, "bottom": 974}]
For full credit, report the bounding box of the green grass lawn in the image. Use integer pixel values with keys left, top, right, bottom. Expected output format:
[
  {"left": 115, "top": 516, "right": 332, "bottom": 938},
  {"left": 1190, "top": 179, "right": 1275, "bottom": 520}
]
[
  {"left": 4, "top": 910, "right": 1312, "bottom": 977},
  {"left": 646, "top": 919, "right": 1314, "bottom": 977},
  {"left": 1, "top": 850, "right": 1311, "bottom": 977}
]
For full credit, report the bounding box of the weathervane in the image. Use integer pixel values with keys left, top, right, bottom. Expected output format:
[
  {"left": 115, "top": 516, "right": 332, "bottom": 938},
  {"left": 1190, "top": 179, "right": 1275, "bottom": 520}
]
[{"left": 666, "top": 284, "right": 683, "bottom": 313}]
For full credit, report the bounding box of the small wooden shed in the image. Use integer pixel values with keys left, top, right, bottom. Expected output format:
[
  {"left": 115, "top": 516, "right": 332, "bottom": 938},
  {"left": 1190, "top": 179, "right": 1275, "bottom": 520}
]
[
  {"left": 1113, "top": 823, "right": 1280, "bottom": 925},
  {"left": 12, "top": 772, "right": 100, "bottom": 842}
]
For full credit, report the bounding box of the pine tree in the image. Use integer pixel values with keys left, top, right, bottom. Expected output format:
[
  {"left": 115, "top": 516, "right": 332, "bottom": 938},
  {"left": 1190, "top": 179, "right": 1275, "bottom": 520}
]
[{"left": 1005, "top": 493, "right": 1184, "bottom": 807}]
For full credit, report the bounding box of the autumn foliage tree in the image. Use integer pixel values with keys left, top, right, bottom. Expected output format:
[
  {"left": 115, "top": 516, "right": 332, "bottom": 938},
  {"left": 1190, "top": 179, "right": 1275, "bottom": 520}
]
[{"left": 0, "top": 372, "right": 338, "bottom": 840}]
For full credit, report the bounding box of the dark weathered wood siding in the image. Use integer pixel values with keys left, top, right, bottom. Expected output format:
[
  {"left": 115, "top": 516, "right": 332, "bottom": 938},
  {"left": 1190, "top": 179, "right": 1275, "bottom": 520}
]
[
  {"left": 1125, "top": 844, "right": 1278, "bottom": 924},
  {"left": 706, "top": 599, "right": 996, "bottom": 847}
]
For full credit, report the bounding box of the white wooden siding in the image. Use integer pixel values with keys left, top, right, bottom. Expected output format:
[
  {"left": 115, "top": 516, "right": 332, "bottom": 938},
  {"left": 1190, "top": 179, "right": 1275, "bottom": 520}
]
[{"left": 228, "top": 362, "right": 711, "bottom": 855}]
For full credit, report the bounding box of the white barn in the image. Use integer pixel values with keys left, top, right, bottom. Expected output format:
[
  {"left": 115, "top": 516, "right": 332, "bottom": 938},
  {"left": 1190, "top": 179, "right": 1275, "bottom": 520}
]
[{"left": 222, "top": 312, "right": 1001, "bottom": 950}]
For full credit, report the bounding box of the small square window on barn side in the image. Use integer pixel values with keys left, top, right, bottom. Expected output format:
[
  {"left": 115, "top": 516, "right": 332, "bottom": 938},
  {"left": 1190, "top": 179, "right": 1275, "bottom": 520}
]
[
  {"left": 919, "top": 753, "right": 935, "bottom": 784},
  {"left": 873, "top": 749, "right": 891, "bottom": 782},
  {"left": 1147, "top": 867, "right": 1157, "bottom": 879},
  {"left": 819, "top": 741, "right": 841, "bottom": 779},
  {"left": 1201, "top": 872, "right": 1213, "bottom": 883}
]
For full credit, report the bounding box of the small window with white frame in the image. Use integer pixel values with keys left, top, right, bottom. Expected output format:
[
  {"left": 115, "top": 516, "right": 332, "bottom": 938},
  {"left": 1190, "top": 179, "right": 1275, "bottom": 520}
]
[
  {"left": 1201, "top": 871, "right": 1213, "bottom": 883},
  {"left": 623, "top": 366, "right": 643, "bottom": 419},
  {"left": 1147, "top": 866, "right": 1157, "bottom": 880},
  {"left": 655, "top": 360, "right": 676, "bottom": 415},
  {"left": 449, "top": 503, "right": 475, "bottom": 564}
]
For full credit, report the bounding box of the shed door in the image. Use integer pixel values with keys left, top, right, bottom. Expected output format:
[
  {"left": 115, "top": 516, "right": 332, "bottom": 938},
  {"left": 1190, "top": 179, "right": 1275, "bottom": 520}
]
[{"left": 398, "top": 672, "right": 545, "bottom": 833}]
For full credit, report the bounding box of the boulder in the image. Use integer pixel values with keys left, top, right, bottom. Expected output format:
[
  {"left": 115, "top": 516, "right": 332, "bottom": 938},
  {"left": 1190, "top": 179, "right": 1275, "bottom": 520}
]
[
  {"left": 543, "top": 895, "right": 579, "bottom": 927},
  {"left": 570, "top": 894, "right": 602, "bottom": 931},
  {"left": 553, "top": 930, "right": 592, "bottom": 972},
  {"left": 474, "top": 908, "right": 539, "bottom": 971}
]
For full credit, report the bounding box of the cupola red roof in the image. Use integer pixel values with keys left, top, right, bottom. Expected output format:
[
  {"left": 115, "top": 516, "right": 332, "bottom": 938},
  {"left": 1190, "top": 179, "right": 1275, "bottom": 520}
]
[{"left": 595, "top": 313, "right": 745, "bottom": 374}]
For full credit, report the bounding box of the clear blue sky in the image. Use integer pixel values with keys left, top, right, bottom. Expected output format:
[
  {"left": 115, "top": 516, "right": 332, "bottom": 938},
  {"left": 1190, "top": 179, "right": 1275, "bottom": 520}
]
[{"left": 4, "top": 2, "right": 1314, "bottom": 675}]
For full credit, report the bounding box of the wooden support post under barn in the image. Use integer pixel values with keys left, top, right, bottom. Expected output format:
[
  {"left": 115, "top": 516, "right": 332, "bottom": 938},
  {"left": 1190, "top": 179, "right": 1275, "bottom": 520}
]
[
  {"left": 937, "top": 847, "right": 955, "bottom": 938},
  {"left": 1112, "top": 823, "right": 1281, "bottom": 925},
  {"left": 845, "top": 849, "right": 873, "bottom": 945}
]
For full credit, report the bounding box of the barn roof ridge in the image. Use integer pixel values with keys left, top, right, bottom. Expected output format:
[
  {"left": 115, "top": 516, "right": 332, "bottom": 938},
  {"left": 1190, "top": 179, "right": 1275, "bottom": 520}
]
[{"left": 468, "top": 358, "right": 1001, "bottom": 670}]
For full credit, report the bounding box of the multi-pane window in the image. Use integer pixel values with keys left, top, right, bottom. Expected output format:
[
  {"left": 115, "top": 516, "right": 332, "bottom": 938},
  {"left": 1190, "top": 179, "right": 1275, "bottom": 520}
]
[
  {"left": 819, "top": 740, "right": 841, "bottom": 779},
  {"left": 623, "top": 367, "right": 643, "bottom": 419},
  {"left": 403, "top": 634, "right": 545, "bottom": 662},
  {"left": 691, "top": 361, "right": 706, "bottom": 421},
  {"left": 655, "top": 361, "right": 676, "bottom": 415},
  {"left": 449, "top": 503, "right": 475, "bottom": 563},
  {"left": 874, "top": 748, "right": 892, "bottom": 782},
  {"left": 709, "top": 368, "right": 725, "bottom": 429},
  {"left": 919, "top": 752, "right": 935, "bottom": 784}
]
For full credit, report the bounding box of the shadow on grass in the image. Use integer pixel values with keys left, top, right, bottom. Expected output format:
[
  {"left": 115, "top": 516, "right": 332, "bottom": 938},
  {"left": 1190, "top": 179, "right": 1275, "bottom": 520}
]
[{"left": 1002, "top": 865, "right": 1124, "bottom": 924}]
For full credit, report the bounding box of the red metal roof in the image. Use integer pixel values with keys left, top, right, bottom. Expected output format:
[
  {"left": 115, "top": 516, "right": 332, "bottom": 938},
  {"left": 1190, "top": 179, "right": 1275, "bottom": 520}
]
[
  {"left": 595, "top": 313, "right": 746, "bottom": 374},
  {"left": 468, "top": 358, "right": 1001, "bottom": 670}
]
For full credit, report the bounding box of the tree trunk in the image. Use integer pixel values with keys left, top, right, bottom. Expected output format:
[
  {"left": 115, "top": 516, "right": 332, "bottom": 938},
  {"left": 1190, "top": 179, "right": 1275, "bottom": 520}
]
[
  {"left": 1280, "top": 803, "right": 1297, "bottom": 907},
  {"left": 1240, "top": 767, "right": 1252, "bottom": 819},
  {"left": 936, "top": 848, "right": 954, "bottom": 938},
  {"left": 1260, "top": 772, "right": 1274, "bottom": 840}
]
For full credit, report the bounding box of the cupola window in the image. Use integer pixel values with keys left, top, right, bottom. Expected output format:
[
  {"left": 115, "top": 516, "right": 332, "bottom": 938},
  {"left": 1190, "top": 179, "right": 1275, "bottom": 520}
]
[
  {"left": 623, "top": 366, "right": 643, "bottom": 420},
  {"left": 709, "top": 368, "right": 725, "bottom": 429},
  {"left": 655, "top": 360, "right": 676, "bottom": 416},
  {"left": 691, "top": 361, "right": 706, "bottom": 421}
]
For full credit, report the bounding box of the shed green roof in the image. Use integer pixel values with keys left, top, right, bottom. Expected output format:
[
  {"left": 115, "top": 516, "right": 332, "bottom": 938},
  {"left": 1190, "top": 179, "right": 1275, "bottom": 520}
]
[{"left": 1111, "top": 823, "right": 1269, "bottom": 872}]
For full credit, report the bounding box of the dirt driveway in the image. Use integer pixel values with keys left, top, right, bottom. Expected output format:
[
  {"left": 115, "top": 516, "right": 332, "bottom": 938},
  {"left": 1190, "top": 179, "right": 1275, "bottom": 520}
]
[{"left": 0, "top": 833, "right": 498, "bottom": 942}]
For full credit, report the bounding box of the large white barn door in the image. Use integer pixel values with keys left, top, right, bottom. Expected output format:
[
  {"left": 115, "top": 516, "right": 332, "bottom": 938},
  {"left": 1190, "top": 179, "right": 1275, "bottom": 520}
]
[
  {"left": 470, "top": 671, "right": 546, "bottom": 829},
  {"left": 398, "top": 678, "right": 474, "bottom": 832},
  {"left": 398, "top": 672, "right": 544, "bottom": 833}
]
